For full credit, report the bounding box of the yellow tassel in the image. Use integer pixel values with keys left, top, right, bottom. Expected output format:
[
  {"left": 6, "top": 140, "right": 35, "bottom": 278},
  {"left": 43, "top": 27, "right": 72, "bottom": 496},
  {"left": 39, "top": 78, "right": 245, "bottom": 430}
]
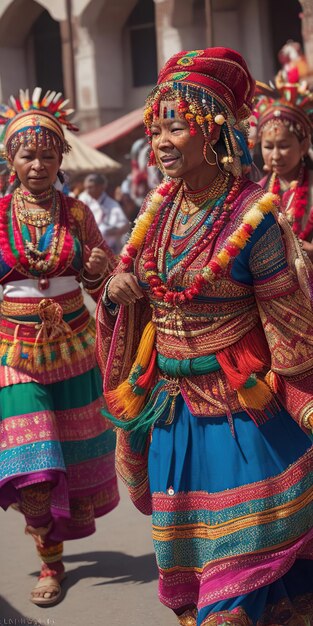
[
  {"left": 5, "top": 325, "right": 21, "bottom": 367},
  {"left": 106, "top": 321, "right": 156, "bottom": 420},
  {"left": 6, "top": 341, "right": 20, "bottom": 367},
  {"left": 237, "top": 378, "right": 273, "bottom": 410}
]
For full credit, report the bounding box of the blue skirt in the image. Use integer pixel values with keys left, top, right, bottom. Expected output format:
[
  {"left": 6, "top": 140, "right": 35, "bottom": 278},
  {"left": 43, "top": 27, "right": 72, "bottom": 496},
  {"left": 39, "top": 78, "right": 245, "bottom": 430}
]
[{"left": 148, "top": 395, "right": 313, "bottom": 625}]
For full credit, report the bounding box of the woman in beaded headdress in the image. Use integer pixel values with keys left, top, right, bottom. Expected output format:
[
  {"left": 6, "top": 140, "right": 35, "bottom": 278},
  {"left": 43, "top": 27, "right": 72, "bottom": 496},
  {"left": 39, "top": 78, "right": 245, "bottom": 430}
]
[
  {"left": 251, "top": 77, "right": 313, "bottom": 259},
  {"left": 0, "top": 89, "right": 119, "bottom": 605},
  {"left": 96, "top": 48, "right": 313, "bottom": 625}
]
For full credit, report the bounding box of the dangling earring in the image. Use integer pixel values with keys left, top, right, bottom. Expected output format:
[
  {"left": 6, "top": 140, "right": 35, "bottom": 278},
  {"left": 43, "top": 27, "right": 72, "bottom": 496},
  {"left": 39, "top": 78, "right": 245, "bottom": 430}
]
[
  {"left": 209, "top": 142, "right": 224, "bottom": 174},
  {"left": 203, "top": 142, "right": 217, "bottom": 166},
  {"left": 9, "top": 166, "right": 16, "bottom": 185}
]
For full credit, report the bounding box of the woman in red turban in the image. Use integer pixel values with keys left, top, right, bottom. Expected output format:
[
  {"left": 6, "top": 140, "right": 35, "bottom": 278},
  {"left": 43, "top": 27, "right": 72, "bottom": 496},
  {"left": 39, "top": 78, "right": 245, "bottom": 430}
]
[{"left": 97, "top": 48, "right": 313, "bottom": 625}]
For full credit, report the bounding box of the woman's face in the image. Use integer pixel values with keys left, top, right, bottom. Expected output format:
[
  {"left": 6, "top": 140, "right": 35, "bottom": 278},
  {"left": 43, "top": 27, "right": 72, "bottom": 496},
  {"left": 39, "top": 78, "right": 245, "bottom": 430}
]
[
  {"left": 150, "top": 101, "right": 215, "bottom": 189},
  {"left": 13, "top": 143, "right": 61, "bottom": 194},
  {"left": 261, "top": 123, "right": 309, "bottom": 182}
]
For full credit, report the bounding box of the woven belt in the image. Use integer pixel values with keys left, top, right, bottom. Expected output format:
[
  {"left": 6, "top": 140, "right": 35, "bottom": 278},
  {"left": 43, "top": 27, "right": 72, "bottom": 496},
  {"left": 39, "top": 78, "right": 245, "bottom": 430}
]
[
  {"left": 157, "top": 353, "right": 221, "bottom": 377},
  {"left": 1, "top": 289, "right": 84, "bottom": 319}
]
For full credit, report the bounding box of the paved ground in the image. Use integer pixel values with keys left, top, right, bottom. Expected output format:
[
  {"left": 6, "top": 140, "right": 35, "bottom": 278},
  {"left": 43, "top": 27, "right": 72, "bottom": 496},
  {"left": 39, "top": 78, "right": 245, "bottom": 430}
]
[{"left": 0, "top": 481, "right": 178, "bottom": 626}]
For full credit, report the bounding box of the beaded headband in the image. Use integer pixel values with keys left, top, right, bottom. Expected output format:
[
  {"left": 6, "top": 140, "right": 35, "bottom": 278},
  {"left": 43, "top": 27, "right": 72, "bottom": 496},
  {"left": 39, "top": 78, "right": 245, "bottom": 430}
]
[
  {"left": 0, "top": 88, "right": 78, "bottom": 161},
  {"left": 251, "top": 79, "right": 313, "bottom": 143}
]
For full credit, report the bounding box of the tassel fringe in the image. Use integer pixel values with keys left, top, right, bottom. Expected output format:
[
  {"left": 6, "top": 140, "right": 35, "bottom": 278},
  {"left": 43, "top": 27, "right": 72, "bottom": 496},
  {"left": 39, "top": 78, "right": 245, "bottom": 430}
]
[
  {"left": 105, "top": 321, "right": 157, "bottom": 420},
  {"left": 237, "top": 377, "right": 273, "bottom": 411}
]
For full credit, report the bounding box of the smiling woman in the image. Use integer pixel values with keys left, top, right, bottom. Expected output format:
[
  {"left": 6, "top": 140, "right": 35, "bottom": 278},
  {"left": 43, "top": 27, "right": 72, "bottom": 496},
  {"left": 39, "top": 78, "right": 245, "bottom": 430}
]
[
  {"left": 97, "top": 48, "right": 313, "bottom": 626},
  {"left": 150, "top": 101, "right": 218, "bottom": 189},
  {"left": 0, "top": 89, "right": 119, "bottom": 607}
]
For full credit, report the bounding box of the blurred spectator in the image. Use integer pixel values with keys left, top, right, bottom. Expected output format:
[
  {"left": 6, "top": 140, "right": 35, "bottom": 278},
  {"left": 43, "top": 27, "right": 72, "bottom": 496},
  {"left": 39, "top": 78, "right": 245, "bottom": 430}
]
[
  {"left": 116, "top": 175, "right": 139, "bottom": 224},
  {"left": 69, "top": 180, "right": 84, "bottom": 198},
  {"left": 119, "top": 138, "right": 163, "bottom": 225},
  {"left": 79, "top": 173, "right": 129, "bottom": 253}
]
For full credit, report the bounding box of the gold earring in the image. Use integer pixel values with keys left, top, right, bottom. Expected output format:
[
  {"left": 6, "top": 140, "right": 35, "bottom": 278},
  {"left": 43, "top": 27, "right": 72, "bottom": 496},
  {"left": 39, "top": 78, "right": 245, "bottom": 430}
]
[{"left": 203, "top": 143, "right": 217, "bottom": 166}]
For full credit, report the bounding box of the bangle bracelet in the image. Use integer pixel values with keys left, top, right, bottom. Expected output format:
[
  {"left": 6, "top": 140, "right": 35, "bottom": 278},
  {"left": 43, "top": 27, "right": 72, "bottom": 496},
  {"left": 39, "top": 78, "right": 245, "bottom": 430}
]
[
  {"left": 102, "top": 277, "right": 119, "bottom": 316},
  {"left": 81, "top": 270, "right": 105, "bottom": 284},
  {"left": 102, "top": 276, "right": 115, "bottom": 307}
]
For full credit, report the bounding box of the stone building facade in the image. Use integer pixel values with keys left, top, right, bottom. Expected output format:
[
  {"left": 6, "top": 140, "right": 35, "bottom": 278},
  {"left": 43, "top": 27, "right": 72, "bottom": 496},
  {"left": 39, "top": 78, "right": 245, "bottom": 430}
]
[{"left": 0, "top": 0, "right": 306, "bottom": 133}]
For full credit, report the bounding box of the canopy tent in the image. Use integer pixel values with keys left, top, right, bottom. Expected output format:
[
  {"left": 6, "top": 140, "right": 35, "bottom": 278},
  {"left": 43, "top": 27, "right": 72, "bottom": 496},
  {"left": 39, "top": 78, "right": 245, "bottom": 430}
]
[
  {"left": 80, "top": 108, "right": 144, "bottom": 149},
  {"left": 62, "top": 128, "right": 121, "bottom": 175}
]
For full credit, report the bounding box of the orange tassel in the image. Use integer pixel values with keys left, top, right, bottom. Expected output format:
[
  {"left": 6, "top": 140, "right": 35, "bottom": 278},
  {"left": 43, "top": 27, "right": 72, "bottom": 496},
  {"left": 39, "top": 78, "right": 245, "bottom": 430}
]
[
  {"left": 105, "top": 321, "right": 156, "bottom": 420},
  {"left": 237, "top": 377, "right": 273, "bottom": 411}
]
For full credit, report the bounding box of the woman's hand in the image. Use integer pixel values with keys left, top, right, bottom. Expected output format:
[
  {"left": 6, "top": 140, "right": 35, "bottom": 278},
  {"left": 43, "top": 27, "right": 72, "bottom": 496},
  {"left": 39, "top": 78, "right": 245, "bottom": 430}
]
[
  {"left": 107, "top": 273, "right": 144, "bottom": 306},
  {"left": 84, "top": 245, "right": 108, "bottom": 276}
]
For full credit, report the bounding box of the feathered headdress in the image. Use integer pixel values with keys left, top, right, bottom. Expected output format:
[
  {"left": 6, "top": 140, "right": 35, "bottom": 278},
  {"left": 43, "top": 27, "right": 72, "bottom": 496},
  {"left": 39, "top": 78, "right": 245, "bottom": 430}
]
[
  {"left": 250, "top": 77, "right": 313, "bottom": 145},
  {"left": 0, "top": 87, "right": 78, "bottom": 161}
]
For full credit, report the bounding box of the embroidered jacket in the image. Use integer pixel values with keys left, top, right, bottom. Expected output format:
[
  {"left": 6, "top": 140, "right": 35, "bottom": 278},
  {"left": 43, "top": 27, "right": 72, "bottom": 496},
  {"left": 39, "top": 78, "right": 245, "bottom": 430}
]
[{"left": 97, "top": 179, "right": 313, "bottom": 513}]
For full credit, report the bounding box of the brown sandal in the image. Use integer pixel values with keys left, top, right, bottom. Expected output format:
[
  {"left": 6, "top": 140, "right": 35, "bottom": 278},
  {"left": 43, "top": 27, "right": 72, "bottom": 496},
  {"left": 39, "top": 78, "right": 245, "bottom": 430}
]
[{"left": 30, "top": 569, "right": 66, "bottom": 606}]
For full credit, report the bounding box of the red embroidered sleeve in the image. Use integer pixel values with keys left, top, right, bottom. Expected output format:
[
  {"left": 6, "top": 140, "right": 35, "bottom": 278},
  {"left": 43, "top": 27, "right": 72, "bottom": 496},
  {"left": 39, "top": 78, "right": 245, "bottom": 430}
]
[{"left": 250, "top": 220, "right": 313, "bottom": 431}]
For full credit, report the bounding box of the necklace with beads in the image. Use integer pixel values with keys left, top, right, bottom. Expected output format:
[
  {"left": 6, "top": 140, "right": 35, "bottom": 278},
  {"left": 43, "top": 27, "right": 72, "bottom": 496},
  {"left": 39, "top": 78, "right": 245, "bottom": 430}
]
[
  {"left": 170, "top": 174, "right": 230, "bottom": 256},
  {"left": 15, "top": 186, "right": 56, "bottom": 228},
  {"left": 268, "top": 164, "right": 309, "bottom": 238},
  {"left": 0, "top": 188, "right": 76, "bottom": 290},
  {"left": 170, "top": 189, "right": 230, "bottom": 260},
  {"left": 120, "top": 177, "right": 278, "bottom": 306},
  {"left": 155, "top": 178, "right": 234, "bottom": 285},
  {"left": 178, "top": 171, "right": 228, "bottom": 223},
  {"left": 18, "top": 187, "right": 55, "bottom": 204}
]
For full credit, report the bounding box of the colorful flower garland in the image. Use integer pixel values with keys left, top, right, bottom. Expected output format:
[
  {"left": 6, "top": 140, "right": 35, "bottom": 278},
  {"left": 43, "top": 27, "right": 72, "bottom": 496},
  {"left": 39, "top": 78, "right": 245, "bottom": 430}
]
[{"left": 120, "top": 178, "right": 279, "bottom": 303}]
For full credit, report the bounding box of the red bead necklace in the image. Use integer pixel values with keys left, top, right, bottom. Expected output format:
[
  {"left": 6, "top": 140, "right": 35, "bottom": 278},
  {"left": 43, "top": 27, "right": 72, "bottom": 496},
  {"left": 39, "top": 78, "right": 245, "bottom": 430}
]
[{"left": 142, "top": 176, "right": 243, "bottom": 305}]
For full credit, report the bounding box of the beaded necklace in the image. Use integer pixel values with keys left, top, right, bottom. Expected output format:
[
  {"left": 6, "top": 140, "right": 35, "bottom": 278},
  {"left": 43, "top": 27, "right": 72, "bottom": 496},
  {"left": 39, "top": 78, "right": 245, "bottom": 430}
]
[
  {"left": 18, "top": 187, "right": 55, "bottom": 204},
  {"left": 0, "top": 189, "right": 75, "bottom": 289},
  {"left": 121, "top": 178, "right": 278, "bottom": 305},
  {"left": 15, "top": 186, "right": 56, "bottom": 228},
  {"left": 268, "top": 164, "right": 309, "bottom": 238},
  {"left": 170, "top": 183, "right": 230, "bottom": 258}
]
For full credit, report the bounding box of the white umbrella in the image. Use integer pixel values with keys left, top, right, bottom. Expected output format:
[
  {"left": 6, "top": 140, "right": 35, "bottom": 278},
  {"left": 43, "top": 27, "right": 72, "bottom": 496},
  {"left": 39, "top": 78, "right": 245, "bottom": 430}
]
[{"left": 62, "top": 128, "right": 121, "bottom": 175}]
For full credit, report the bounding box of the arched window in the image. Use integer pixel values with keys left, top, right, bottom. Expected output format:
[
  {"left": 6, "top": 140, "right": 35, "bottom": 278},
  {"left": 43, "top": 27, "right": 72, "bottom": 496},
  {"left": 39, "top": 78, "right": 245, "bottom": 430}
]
[
  {"left": 31, "top": 9, "right": 64, "bottom": 93},
  {"left": 127, "top": 0, "right": 157, "bottom": 88}
]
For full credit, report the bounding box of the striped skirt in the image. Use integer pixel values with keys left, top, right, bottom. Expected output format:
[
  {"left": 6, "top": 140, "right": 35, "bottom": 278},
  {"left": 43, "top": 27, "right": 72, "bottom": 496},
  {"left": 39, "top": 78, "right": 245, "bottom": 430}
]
[
  {"left": 0, "top": 290, "right": 119, "bottom": 540},
  {"left": 148, "top": 395, "right": 313, "bottom": 625}
]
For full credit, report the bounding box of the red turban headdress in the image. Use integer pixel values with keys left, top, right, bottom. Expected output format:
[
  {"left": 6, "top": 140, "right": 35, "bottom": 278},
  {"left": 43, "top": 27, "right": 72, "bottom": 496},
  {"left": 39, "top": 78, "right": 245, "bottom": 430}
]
[{"left": 157, "top": 47, "right": 255, "bottom": 122}]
